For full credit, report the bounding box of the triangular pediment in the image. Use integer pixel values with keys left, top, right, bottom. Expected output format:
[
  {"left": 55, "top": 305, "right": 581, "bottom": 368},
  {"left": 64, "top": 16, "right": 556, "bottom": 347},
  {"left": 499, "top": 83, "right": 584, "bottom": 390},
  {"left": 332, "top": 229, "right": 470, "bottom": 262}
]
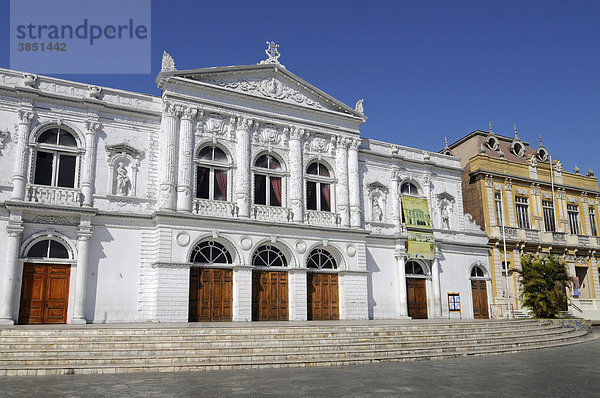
[{"left": 157, "top": 64, "right": 365, "bottom": 120}]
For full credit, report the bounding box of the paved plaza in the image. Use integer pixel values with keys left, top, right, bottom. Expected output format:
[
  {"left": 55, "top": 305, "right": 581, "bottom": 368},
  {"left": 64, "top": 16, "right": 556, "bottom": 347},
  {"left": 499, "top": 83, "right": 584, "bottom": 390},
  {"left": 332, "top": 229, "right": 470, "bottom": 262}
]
[{"left": 0, "top": 330, "right": 598, "bottom": 397}]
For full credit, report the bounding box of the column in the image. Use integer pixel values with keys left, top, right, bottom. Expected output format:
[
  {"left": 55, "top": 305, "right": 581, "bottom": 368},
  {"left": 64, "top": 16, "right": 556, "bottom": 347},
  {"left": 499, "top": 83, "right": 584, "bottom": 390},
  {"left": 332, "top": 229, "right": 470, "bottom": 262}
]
[
  {"left": 176, "top": 107, "right": 197, "bottom": 212},
  {"left": 348, "top": 138, "right": 361, "bottom": 228},
  {"left": 485, "top": 176, "right": 496, "bottom": 226},
  {"left": 288, "top": 127, "right": 304, "bottom": 222},
  {"left": 390, "top": 168, "right": 401, "bottom": 233},
  {"left": 432, "top": 252, "right": 442, "bottom": 318},
  {"left": 335, "top": 137, "right": 350, "bottom": 227},
  {"left": 81, "top": 119, "right": 100, "bottom": 207},
  {"left": 72, "top": 216, "right": 92, "bottom": 324},
  {"left": 395, "top": 244, "right": 409, "bottom": 318},
  {"left": 11, "top": 108, "right": 34, "bottom": 200},
  {"left": 0, "top": 215, "right": 23, "bottom": 325},
  {"left": 158, "top": 101, "right": 180, "bottom": 211},
  {"left": 581, "top": 194, "right": 591, "bottom": 236},
  {"left": 235, "top": 117, "right": 253, "bottom": 218}
]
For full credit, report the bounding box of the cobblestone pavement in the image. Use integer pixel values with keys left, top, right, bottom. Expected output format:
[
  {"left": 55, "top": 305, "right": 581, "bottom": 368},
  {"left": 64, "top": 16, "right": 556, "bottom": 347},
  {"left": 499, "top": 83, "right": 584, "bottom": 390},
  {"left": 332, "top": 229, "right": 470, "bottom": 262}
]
[{"left": 1, "top": 334, "right": 598, "bottom": 398}]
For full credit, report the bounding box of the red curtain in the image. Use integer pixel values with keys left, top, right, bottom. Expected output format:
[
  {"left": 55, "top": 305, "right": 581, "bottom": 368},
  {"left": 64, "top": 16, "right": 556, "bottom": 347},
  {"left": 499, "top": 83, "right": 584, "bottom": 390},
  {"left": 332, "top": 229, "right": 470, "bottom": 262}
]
[
  {"left": 215, "top": 170, "right": 227, "bottom": 200},
  {"left": 322, "top": 184, "right": 331, "bottom": 209},
  {"left": 271, "top": 177, "right": 282, "bottom": 206}
]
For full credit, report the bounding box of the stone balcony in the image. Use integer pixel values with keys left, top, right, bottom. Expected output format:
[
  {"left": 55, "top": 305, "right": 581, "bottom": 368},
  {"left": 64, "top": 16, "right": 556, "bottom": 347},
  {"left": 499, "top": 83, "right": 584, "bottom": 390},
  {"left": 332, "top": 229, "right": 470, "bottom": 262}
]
[
  {"left": 491, "top": 225, "right": 599, "bottom": 249},
  {"left": 250, "top": 204, "right": 292, "bottom": 223},
  {"left": 25, "top": 184, "right": 82, "bottom": 207},
  {"left": 192, "top": 199, "right": 238, "bottom": 218},
  {"left": 304, "top": 210, "right": 341, "bottom": 227}
]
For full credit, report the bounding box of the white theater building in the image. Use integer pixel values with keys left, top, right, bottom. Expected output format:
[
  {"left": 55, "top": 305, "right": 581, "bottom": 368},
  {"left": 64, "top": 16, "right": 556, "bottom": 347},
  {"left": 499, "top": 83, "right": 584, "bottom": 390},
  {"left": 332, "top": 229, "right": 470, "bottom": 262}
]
[{"left": 0, "top": 45, "right": 489, "bottom": 325}]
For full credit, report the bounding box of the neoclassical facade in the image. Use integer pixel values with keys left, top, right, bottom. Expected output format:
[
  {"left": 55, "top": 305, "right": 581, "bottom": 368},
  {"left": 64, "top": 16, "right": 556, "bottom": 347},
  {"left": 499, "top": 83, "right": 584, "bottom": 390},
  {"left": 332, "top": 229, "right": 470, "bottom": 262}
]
[{"left": 0, "top": 48, "right": 488, "bottom": 325}]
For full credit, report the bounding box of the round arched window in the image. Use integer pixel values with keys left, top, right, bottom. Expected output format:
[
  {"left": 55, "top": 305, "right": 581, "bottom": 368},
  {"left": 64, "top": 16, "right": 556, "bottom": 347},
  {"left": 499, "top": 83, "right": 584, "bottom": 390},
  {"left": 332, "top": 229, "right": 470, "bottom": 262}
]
[
  {"left": 254, "top": 154, "right": 283, "bottom": 207},
  {"left": 401, "top": 182, "right": 419, "bottom": 195},
  {"left": 405, "top": 260, "right": 425, "bottom": 275},
  {"left": 252, "top": 245, "right": 287, "bottom": 267},
  {"left": 196, "top": 146, "right": 229, "bottom": 201},
  {"left": 471, "top": 266, "right": 485, "bottom": 278},
  {"left": 27, "top": 239, "right": 69, "bottom": 259},
  {"left": 306, "top": 162, "right": 332, "bottom": 212},
  {"left": 33, "top": 127, "right": 80, "bottom": 188},
  {"left": 307, "top": 248, "right": 337, "bottom": 269},
  {"left": 190, "top": 240, "right": 232, "bottom": 264}
]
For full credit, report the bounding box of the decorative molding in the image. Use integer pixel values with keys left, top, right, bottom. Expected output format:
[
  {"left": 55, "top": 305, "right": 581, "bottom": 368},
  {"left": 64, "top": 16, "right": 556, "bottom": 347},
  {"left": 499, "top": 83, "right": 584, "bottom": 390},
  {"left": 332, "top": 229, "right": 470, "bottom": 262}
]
[
  {"left": 515, "top": 187, "right": 529, "bottom": 196},
  {"left": 307, "top": 134, "right": 332, "bottom": 153},
  {"left": 24, "top": 215, "right": 75, "bottom": 225},
  {"left": 567, "top": 195, "right": 579, "bottom": 204},
  {"left": 88, "top": 86, "right": 102, "bottom": 99},
  {"left": 202, "top": 114, "right": 228, "bottom": 136},
  {"left": 207, "top": 77, "right": 325, "bottom": 110},
  {"left": 257, "top": 124, "right": 282, "bottom": 145},
  {"left": 0, "top": 130, "right": 8, "bottom": 151},
  {"left": 542, "top": 192, "right": 553, "bottom": 200}
]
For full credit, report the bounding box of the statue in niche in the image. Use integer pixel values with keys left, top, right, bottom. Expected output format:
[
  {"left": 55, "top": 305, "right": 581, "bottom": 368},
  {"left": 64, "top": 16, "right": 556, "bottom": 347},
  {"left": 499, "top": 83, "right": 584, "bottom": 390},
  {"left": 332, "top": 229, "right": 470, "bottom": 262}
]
[
  {"left": 372, "top": 197, "right": 383, "bottom": 222},
  {"left": 441, "top": 204, "right": 450, "bottom": 229},
  {"left": 116, "top": 162, "right": 131, "bottom": 196}
]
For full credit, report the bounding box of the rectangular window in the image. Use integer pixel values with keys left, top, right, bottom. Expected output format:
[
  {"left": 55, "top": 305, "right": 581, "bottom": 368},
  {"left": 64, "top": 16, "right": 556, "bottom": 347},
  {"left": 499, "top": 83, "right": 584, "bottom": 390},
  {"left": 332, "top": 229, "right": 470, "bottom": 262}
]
[
  {"left": 56, "top": 154, "right": 76, "bottom": 188},
  {"left": 213, "top": 169, "right": 227, "bottom": 201},
  {"left": 196, "top": 167, "right": 210, "bottom": 199},
  {"left": 306, "top": 181, "right": 317, "bottom": 210},
  {"left": 494, "top": 192, "right": 503, "bottom": 226},
  {"left": 542, "top": 200, "right": 556, "bottom": 232},
  {"left": 515, "top": 196, "right": 530, "bottom": 229},
  {"left": 254, "top": 174, "right": 267, "bottom": 205},
  {"left": 590, "top": 207, "right": 598, "bottom": 236},
  {"left": 34, "top": 151, "right": 54, "bottom": 186},
  {"left": 568, "top": 204, "right": 580, "bottom": 235}
]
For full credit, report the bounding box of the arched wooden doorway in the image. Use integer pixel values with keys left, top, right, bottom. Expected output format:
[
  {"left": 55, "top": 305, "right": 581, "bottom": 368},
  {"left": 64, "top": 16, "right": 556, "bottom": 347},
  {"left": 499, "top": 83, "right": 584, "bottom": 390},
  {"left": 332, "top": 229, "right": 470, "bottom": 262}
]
[
  {"left": 406, "top": 260, "right": 428, "bottom": 319},
  {"left": 470, "top": 265, "right": 489, "bottom": 319},
  {"left": 188, "top": 240, "right": 233, "bottom": 322},
  {"left": 19, "top": 239, "right": 71, "bottom": 324},
  {"left": 252, "top": 244, "right": 288, "bottom": 321},
  {"left": 307, "top": 248, "right": 339, "bottom": 320}
]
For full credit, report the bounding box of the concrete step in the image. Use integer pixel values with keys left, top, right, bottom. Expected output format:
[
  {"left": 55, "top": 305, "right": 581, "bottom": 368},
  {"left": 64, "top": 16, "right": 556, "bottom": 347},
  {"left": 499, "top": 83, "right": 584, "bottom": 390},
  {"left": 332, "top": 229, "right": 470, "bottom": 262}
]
[{"left": 0, "top": 320, "right": 588, "bottom": 376}]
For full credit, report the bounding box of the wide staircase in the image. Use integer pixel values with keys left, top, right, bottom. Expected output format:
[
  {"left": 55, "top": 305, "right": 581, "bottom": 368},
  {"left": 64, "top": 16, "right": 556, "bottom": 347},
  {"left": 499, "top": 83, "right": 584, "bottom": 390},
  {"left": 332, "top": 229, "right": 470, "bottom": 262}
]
[{"left": 0, "top": 319, "right": 592, "bottom": 376}]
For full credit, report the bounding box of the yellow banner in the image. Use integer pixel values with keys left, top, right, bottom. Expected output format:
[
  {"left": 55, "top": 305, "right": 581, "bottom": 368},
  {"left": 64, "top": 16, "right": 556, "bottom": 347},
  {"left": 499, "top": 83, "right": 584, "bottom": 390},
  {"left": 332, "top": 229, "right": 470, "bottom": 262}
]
[
  {"left": 407, "top": 231, "right": 435, "bottom": 260},
  {"left": 402, "top": 196, "right": 432, "bottom": 230}
]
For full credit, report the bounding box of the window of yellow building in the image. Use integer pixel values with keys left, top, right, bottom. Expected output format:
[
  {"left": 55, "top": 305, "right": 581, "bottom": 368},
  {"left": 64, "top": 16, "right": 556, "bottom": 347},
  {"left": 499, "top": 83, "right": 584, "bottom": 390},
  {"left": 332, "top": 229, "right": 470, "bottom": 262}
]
[
  {"left": 590, "top": 207, "right": 598, "bottom": 236},
  {"left": 542, "top": 200, "right": 556, "bottom": 232},
  {"left": 515, "top": 196, "right": 530, "bottom": 229},
  {"left": 567, "top": 204, "right": 581, "bottom": 235}
]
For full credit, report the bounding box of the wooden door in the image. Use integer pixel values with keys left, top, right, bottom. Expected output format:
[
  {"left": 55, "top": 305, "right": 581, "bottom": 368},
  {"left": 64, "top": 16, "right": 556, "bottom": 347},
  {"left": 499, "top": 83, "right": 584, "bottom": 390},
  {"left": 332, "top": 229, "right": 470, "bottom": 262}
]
[
  {"left": 189, "top": 268, "right": 233, "bottom": 322},
  {"left": 471, "top": 280, "right": 489, "bottom": 319},
  {"left": 19, "top": 263, "right": 70, "bottom": 324},
  {"left": 252, "top": 271, "right": 288, "bottom": 321},
  {"left": 308, "top": 273, "right": 339, "bottom": 320},
  {"left": 406, "top": 278, "right": 428, "bottom": 319}
]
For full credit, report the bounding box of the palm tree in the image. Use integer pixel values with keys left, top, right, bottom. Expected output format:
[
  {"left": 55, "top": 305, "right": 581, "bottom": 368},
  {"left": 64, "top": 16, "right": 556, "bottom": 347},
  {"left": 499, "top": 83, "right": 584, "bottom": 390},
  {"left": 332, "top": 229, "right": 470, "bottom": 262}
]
[{"left": 518, "top": 254, "right": 572, "bottom": 318}]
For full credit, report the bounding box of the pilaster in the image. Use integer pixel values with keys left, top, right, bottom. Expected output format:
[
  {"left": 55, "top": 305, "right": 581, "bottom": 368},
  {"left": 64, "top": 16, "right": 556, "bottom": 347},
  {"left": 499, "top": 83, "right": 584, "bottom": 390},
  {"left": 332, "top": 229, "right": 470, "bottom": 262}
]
[
  {"left": 391, "top": 168, "right": 401, "bottom": 233},
  {"left": 432, "top": 250, "right": 442, "bottom": 318},
  {"left": 394, "top": 244, "right": 409, "bottom": 318},
  {"left": 504, "top": 179, "right": 515, "bottom": 227}
]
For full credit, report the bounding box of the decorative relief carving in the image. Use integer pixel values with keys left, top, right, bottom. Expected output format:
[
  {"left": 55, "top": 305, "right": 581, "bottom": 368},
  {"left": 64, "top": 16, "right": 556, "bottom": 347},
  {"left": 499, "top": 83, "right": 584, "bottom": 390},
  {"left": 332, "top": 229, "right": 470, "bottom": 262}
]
[
  {"left": 528, "top": 154, "right": 538, "bottom": 168},
  {"left": 494, "top": 183, "right": 503, "bottom": 191},
  {"left": 530, "top": 185, "right": 541, "bottom": 195},
  {"left": 515, "top": 187, "right": 529, "bottom": 196},
  {"left": 88, "top": 86, "right": 101, "bottom": 99},
  {"left": 307, "top": 134, "right": 331, "bottom": 153},
  {"left": 0, "top": 130, "right": 8, "bottom": 152},
  {"left": 346, "top": 244, "right": 356, "bottom": 257},
  {"left": 203, "top": 114, "right": 227, "bottom": 136},
  {"left": 567, "top": 195, "right": 579, "bottom": 204},
  {"left": 175, "top": 231, "right": 190, "bottom": 247},
  {"left": 258, "top": 124, "right": 281, "bottom": 145},
  {"left": 25, "top": 215, "right": 74, "bottom": 225},
  {"left": 542, "top": 192, "right": 553, "bottom": 200},
  {"left": 22, "top": 73, "right": 37, "bottom": 88},
  {"left": 554, "top": 160, "right": 563, "bottom": 174},
  {"left": 208, "top": 77, "right": 325, "bottom": 110},
  {"left": 295, "top": 240, "right": 306, "bottom": 254},
  {"left": 240, "top": 236, "right": 253, "bottom": 250}
]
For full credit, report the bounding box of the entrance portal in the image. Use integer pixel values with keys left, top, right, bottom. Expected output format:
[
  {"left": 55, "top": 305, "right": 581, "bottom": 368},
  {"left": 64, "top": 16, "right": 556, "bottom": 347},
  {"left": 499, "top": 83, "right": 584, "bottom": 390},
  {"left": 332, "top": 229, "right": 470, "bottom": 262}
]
[
  {"left": 471, "top": 280, "right": 489, "bottom": 319},
  {"left": 252, "top": 271, "right": 288, "bottom": 321},
  {"left": 19, "top": 263, "right": 70, "bottom": 324},
  {"left": 406, "top": 278, "right": 428, "bottom": 319},
  {"left": 189, "top": 267, "right": 233, "bottom": 322},
  {"left": 308, "top": 273, "right": 339, "bottom": 320}
]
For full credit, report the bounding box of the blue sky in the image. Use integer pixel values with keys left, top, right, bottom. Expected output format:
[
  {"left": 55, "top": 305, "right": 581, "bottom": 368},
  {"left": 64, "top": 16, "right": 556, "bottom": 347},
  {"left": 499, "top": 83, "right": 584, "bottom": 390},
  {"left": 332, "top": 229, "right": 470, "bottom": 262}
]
[{"left": 2, "top": 0, "right": 599, "bottom": 174}]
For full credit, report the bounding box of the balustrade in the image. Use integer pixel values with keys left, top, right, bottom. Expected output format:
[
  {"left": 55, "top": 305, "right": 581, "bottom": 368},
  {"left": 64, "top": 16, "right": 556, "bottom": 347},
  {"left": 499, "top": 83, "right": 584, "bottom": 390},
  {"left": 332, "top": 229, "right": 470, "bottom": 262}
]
[
  {"left": 250, "top": 205, "right": 291, "bottom": 223},
  {"left": 304, "top": 210, "right": 341, "bottom": 227},
  {"left": 26, "top": 184, "right": 82, "bottom": 206},
  {"left": 192, "top": 199, "right": 238, "bottom": 217}
]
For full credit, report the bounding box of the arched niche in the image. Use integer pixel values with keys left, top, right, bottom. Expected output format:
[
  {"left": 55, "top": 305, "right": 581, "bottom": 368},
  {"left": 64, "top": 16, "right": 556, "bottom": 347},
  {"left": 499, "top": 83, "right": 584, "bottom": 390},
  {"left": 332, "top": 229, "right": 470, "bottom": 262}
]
[{"left": 105, "top": 143, "right": 143, "bottom": 197}]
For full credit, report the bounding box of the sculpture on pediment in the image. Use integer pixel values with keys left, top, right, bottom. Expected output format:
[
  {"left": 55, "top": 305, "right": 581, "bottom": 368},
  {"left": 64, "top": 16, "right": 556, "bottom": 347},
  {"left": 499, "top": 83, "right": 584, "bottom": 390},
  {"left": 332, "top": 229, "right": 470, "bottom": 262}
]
[
  {"left": 554, "top": 160, "right": 563, "bottom": 174},
  {"left": 259, "top": 41, "right": 284, "bottom": 67},
  {"left": 528, "top": 154, "right": 538, "bottom": 168},
  {"left": 355, "top": 99, "right": 364, "bottom": 115},
  {"left": 161, "top": 51, "right": 176, "bottom": 72}
]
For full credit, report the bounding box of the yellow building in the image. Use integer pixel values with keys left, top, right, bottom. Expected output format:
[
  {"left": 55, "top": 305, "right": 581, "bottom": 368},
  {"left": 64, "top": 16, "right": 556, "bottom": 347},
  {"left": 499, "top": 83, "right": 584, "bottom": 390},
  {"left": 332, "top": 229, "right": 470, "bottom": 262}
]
[{"left": 445, "top": 128, "right": 600, "bottom": 319}]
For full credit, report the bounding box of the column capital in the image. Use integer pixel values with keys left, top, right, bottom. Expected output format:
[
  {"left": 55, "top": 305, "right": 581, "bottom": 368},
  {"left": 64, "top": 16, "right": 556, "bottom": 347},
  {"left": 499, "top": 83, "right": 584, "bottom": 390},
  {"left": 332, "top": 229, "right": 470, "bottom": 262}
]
[
  {"left": 349, "top": 138, "right": 361, "bottom": 150},
  {"left": 85, "top": 118, "right": 100, "bottom": 135},
  {"left": 162, "top": 101, "right": 182, "bottom": 118},
  {"left": 180, "top": 106, "right": 198, "bottom": 121},
  {"left": 289, "top": 126, "right": 305, "bottom": 141},
  {"left": 17, "top": 108, "right": 35, "bottom": 126},
  {"left": 235, "top": 115, "right": 254, "bottom": 131}
]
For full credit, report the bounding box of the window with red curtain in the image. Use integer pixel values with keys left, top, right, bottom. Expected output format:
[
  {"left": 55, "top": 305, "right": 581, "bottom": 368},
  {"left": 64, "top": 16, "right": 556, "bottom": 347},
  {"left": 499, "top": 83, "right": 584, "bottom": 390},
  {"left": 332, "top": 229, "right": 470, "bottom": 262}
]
[
  {"left": 306, "top": 162, "right": 333, "bottom": 212},
  {"left": 254, "top": 154, "right": 283, "bottom": 207},
  {"left": 196, "top": 146, "right": 229, "bottom": 201}
]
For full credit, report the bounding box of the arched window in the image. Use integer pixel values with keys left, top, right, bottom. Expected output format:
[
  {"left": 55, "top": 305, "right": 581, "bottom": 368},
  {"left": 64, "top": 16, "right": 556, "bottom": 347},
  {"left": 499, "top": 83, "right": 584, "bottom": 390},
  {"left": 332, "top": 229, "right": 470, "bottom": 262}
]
[
  {"left": 196, "top": 146, "right": 229, "bottom": 201},
  {"left": 33, "top": 127, "right": 79, "bottom": 188},
  {"left": 252, "top": 245, "right": 287, "bottom": 267},
  {"left": 306, "top": 162, "right": 333, "bottom": 212},
  {"left": 254, "top": 154, "right": 283, "bottom": 207},
  {"left": 400, "top": 181, "right": 419, "bottom": 195},
  {"left": 307, "top": 248, "right": 337, "bottom": 269},
  {"left": 27, "top": 239, "right": 69, "bottom": 259},
  {"left": 471, "top": 265, "right": 485, "bottom": 278},
  {"left": 190, "top": 240, "right": 232, "bottom": 264},
  {"left": 405, "top": 260, "right": 425, "bottom": 275}
]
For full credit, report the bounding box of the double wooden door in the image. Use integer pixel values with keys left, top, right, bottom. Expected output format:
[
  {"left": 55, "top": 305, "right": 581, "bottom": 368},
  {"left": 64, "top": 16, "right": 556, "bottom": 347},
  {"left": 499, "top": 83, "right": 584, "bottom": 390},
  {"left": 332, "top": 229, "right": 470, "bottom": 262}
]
[
  {"left": 252, "top": 270, "right": 288, "bottom": 321},
  {"left": 19, "top": 263, "right": 70, "bottom": 324},
  {"left": 189, "top": 268, "right": 233, "bottom": 322},
  {"left": 471, "top": 280, "right": 489, "bottom": 319},
  {"left": 307, "top": 273, "right": 339, "bottom": 320},
  {"left": 406, "top": 278, "right": 428, "bottom": 319}
]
